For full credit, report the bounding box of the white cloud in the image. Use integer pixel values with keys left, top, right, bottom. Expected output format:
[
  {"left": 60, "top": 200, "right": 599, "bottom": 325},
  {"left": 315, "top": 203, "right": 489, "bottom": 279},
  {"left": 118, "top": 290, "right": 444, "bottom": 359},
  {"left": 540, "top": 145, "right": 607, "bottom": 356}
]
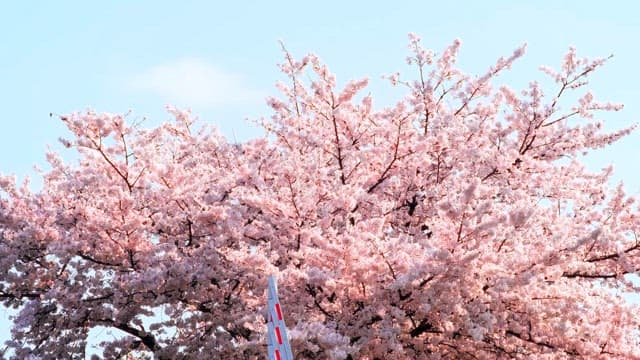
[{"left": 129, "top": 58, "right": 264, "bottom": 108}]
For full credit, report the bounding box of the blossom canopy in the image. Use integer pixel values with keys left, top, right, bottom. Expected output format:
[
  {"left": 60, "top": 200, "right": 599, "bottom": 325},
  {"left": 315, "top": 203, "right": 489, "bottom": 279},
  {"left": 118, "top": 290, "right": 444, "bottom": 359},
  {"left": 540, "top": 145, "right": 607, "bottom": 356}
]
[{"left": 1, "top": 34, "right": 639, "bottom": 359}]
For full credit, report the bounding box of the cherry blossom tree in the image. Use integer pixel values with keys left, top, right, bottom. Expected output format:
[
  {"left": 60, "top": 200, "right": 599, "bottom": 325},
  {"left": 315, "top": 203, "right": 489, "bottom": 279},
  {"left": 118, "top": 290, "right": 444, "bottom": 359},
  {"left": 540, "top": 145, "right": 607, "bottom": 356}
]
[{"left": 1, "top": 34, "right": 639, "bottom": 359}]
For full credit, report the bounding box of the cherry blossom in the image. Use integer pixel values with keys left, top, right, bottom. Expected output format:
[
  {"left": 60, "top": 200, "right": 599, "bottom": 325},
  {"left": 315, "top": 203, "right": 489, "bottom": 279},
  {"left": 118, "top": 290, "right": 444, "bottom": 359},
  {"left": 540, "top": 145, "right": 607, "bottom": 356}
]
[{"left": 1, "top": 34, "right": 639, "bottom": 359}]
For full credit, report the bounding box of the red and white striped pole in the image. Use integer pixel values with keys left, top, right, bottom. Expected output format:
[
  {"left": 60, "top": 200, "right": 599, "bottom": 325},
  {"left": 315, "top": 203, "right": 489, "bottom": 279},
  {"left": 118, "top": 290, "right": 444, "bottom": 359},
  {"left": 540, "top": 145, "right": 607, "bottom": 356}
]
[{"left": 267, "top": 275, "right": 293, "bottom": 360}]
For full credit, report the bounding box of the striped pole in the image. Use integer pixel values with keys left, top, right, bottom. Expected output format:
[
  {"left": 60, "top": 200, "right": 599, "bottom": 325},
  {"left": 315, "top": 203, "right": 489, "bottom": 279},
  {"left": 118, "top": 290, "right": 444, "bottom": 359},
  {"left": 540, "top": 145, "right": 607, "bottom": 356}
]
[{"left": 267, "top": 275, "right": 293, "bottom": 360}]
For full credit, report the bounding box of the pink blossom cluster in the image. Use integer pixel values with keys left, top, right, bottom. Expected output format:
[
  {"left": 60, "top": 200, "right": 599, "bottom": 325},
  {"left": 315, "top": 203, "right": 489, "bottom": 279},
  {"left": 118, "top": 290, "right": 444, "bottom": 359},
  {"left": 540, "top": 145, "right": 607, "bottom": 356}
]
[{"left": 0, "top": 35, "right": 638, "bottom": 358}]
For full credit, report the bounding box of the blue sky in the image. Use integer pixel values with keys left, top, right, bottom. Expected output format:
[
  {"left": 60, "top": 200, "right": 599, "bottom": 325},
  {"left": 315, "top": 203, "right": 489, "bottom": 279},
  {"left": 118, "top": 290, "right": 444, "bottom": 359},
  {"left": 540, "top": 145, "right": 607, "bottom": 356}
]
[
  {"left": 1, "top": 0, "right": 639, "bottom": 354},
  {"left": 1, "top": 2, "right": 639, "bottom": 191}
]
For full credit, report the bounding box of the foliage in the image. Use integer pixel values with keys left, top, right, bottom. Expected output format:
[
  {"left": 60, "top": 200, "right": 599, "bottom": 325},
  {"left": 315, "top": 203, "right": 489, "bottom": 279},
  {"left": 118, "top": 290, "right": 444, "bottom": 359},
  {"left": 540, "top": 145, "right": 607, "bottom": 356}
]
[{"left": 1, "top": 34, "right": 639, "bottom": 359}]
